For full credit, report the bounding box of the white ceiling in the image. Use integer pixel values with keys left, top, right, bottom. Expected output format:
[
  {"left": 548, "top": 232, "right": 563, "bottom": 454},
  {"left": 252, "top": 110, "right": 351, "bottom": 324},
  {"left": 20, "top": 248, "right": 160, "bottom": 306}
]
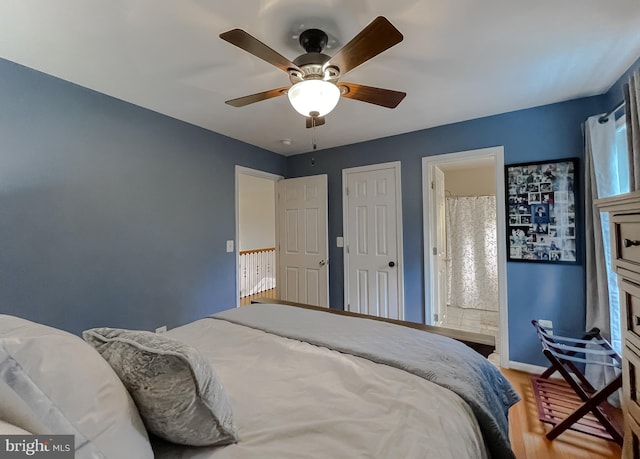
[{"left": 1, "top": 1, "right": 639, "bottom": 156}]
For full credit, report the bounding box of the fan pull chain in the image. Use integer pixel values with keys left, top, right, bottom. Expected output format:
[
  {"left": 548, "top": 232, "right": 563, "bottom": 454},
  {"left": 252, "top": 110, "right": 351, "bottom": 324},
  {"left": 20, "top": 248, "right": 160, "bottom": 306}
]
[
  {"left": 310, "top": 111, "right": 319, "bottom": 150},
  {"left": 312, "top": 122, "right": 317, "bottom": 150}
]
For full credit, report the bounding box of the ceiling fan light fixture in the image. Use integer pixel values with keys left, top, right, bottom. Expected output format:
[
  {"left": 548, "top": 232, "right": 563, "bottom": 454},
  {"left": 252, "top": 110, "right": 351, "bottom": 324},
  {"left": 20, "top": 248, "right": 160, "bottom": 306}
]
[{"left": 287, "top": 79, "right": 340, "bottom": 117}]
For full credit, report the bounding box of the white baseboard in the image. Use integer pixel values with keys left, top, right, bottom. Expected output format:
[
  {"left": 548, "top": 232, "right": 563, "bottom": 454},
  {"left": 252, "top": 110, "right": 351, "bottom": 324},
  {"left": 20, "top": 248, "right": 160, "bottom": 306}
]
[{"left": 506, "top": 360, "right": 548, "bottom": 375}]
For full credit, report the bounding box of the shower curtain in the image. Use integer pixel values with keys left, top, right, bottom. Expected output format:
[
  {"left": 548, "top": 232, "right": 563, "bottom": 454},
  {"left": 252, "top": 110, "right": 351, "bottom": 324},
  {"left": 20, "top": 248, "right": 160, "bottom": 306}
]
[{"left": 446, "top": 196, "right": 499, "bottom": 311}]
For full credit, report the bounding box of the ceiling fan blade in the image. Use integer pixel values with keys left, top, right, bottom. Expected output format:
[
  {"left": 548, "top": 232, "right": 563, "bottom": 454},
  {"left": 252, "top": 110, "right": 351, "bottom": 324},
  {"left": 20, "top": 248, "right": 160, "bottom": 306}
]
[
  {"left": 339, "top": 83, "right": 406, "bottom": 108},
  {"left": 324, "top": 17, "right": 403, "bottom": 76},
  {"left": 225, "top": 87, "right": 289, "bottom": 107},
  {"left": 220, "top": 29, "right": 301, "bottom": 74},
  {"left": 306, "top": 116, "right": 326, "bottom": 128}
]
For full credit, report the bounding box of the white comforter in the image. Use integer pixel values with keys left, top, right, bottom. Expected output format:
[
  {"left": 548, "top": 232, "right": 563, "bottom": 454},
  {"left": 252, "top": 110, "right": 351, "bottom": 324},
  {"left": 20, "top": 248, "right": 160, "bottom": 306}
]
[{"left": 155, "top": 317, "right": 489, "bottom": 459}]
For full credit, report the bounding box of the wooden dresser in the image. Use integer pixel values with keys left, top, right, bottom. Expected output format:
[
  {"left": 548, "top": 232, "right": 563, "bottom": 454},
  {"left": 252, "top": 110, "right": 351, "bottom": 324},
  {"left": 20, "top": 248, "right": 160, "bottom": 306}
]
[{"left": 597, "top": 190, "right": 640, "bottom": 457}]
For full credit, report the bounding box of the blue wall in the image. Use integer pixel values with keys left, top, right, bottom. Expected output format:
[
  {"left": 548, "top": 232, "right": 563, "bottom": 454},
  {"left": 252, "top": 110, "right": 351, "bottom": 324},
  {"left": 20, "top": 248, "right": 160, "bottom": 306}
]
[
  {"left": 2, "top": 50, "right": 638, "bottom": 366},
  {"left": 286, "top": 96, "right": 605, "bottom": 366},
  {"left": 0, "top": 58, "right": 286, "bottom": 335}
]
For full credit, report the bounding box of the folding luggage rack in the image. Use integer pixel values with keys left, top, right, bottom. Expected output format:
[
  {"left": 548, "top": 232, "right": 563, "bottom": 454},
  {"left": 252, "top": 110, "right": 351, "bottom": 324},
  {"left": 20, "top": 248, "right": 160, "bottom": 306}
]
[{"left": 531, "top": 320, "right": 623, "bottom": 445}]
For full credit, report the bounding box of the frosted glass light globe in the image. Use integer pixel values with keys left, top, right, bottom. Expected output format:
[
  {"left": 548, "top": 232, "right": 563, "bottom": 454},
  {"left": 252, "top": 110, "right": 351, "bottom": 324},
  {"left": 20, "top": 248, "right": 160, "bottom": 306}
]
[{"left": 287, "top": 79, "right": 340, "bottom": 117}]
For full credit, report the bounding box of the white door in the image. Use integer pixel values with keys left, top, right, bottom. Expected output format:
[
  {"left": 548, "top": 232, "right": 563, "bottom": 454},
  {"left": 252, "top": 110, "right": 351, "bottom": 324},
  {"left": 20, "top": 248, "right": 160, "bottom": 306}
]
[
  {"left": 432, "top": 166, "right": 447, "bottom": 325},
  {"left": 276, "top": 174, "right": 329, "bottom": 307},
  {"left": 344, "top": 163, "right": 403, "bottom": 319}
]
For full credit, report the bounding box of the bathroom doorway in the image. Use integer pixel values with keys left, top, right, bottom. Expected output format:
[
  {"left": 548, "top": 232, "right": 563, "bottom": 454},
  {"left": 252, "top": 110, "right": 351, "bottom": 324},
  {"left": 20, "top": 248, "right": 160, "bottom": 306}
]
[{"left": 422, "top": 147, "right": 508, "bottom": 367}]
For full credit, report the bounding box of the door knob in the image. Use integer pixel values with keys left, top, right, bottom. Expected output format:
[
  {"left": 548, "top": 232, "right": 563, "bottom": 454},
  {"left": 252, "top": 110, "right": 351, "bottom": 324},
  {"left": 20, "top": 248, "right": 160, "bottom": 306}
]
[
  {"left": 319, "top": 259, "right": 328, "bottom": 266},
  {"left": 388, "top": 261, "right": 395, "bottom": 267}
]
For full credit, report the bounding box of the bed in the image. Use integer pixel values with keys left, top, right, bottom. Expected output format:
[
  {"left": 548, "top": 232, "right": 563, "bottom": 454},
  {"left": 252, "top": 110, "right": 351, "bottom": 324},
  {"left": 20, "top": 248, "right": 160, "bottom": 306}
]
[{"left": 0, "top": 303, "right": 520, "bottom": 459}]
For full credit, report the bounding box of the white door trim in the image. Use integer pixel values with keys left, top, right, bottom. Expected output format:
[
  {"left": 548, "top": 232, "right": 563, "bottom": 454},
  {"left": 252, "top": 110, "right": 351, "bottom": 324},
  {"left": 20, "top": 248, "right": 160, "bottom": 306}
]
[
  {"left": 421, "top": 147, "right": 510, "bottom": 367},
  {"left": 234, "top": 166, "right": 283, "bottom": 308},
  {"left": 342, "top": 161, "right": 405, "bottom": 319}
]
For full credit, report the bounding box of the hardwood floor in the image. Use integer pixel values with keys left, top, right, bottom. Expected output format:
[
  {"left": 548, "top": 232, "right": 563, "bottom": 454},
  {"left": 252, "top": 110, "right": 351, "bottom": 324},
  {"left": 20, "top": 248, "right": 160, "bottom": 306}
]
[
  {"left": 502, "top": 368, "right": 622, "bottom": 459},
  {"left": 239, "top": 288, "right": 277, "bottom": 306}
]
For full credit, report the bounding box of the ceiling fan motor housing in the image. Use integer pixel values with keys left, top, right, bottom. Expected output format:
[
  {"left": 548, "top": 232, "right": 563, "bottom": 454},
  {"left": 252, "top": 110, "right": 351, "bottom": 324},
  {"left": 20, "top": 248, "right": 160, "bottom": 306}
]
[
  {"left": 290, "top": 52, "right": 335, "bottom": 83},
  {"left": 289, "top": 28, "right": 340, "bottom": 84}
]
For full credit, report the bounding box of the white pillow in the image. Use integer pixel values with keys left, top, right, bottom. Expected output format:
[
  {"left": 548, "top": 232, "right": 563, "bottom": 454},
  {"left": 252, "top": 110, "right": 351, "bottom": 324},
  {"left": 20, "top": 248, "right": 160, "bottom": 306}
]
[
  {"left": 0, "top": 419, "right": 32, "bottom": 435},
  {"left": 0, "top": 315, "right": 153, "bottom": 459}
]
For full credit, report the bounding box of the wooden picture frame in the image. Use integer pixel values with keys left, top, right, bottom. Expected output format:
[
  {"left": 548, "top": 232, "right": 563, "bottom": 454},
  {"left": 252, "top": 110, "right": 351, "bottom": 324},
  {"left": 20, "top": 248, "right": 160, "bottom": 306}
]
[{"left": 505, "top": 158, "right": 578, "bottom": 264}]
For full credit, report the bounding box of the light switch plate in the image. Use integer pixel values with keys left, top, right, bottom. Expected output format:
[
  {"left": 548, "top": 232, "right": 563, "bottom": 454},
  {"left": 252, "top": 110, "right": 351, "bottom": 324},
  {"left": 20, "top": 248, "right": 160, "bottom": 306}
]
[
  {"left": 336, "top": 236, "right": 344, "bottom": 247},
  {"left": 226, "top": 240, "right": 234, "bottom": 252}
]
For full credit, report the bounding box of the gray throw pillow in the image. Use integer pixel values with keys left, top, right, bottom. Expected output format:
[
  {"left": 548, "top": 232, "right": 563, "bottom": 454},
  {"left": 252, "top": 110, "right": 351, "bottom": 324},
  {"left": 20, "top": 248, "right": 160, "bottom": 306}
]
[{"left": 82, "top": 328, "right": 238, "bottom": 446}]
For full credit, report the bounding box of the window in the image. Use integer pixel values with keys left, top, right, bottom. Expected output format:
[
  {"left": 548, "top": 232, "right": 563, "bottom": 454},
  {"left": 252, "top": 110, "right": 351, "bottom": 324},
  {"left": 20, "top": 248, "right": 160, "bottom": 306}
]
[
  {"left": 614, "top": 118, "right": 629, "bottom": 193},
  {"left": 605, "top": 116, "right": 630, "bottom": 353}
]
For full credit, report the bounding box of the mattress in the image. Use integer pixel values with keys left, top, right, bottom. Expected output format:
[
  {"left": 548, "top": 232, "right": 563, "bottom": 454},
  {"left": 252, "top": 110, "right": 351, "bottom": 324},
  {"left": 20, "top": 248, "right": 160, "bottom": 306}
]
[{"left": 155, "top": 312, "right": 492, "bottom": 458}]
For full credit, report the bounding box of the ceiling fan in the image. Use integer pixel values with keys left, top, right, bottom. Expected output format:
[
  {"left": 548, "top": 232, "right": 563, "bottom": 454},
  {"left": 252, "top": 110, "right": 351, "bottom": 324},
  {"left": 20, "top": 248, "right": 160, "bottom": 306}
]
[{"left": 219, "top": 16, "right": 406, "bottom": 128}]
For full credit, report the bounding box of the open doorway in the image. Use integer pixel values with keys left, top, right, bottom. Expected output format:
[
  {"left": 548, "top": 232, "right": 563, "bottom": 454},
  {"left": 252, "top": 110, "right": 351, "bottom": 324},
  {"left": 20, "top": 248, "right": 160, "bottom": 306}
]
[
  {"left": 422, "top": 147, "right": 508, "bottom": 367},
  {"left": 235, "top": 166, "right": 282, "bottom": 306}
]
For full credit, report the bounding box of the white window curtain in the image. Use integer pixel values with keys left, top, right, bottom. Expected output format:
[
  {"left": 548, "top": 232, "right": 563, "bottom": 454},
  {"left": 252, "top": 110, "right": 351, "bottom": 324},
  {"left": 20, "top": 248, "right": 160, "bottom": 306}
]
[
  {"left": 445, "top": 196, "right": 499, "bottom": 311},
  {"left": 627, "top": 68, "right": 640, "bottom": 189},
  {"left": 585, "top": 115, "right": 625, "bottom": 348},
  {"left": 584, "top": 114, "right": 628, "bottom": 405}
]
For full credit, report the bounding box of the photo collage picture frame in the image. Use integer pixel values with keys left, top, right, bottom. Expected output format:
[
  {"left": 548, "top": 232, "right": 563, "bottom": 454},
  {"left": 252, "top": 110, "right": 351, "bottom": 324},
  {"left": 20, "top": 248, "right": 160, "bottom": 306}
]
[{"left": 506, "top": 158, "right": 578, "bottom": 263}]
